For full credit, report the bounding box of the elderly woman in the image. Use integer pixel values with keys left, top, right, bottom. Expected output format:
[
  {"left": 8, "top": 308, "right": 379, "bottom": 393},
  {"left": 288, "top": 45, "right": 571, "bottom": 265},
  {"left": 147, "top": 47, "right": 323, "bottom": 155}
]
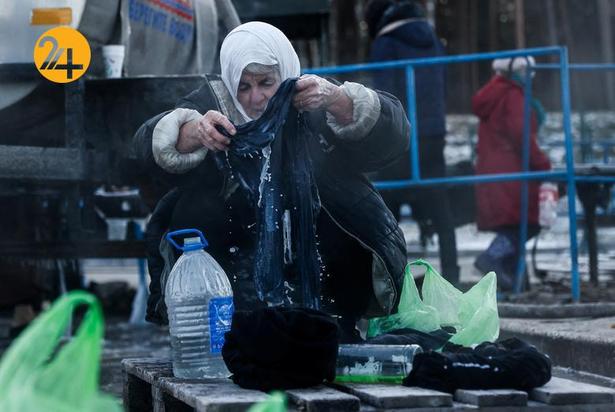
[
  {"left": 135, "top": 22, "right": 409, "bottom": 341},
  {"left": 472, "top": 57, "right": 551, "bottom": 291}
]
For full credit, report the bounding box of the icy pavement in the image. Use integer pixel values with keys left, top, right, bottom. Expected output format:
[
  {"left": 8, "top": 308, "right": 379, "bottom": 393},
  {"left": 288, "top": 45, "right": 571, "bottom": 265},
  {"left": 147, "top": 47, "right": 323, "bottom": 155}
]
[{"left": 400, "top": 214, "right": 615, "bottom": 285}]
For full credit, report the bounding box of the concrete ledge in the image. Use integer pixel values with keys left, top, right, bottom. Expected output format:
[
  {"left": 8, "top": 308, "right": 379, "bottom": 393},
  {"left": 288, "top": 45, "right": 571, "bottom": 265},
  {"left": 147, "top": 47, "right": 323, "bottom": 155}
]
[
  {"left": 500, "top": 318, "right": 615, "bottom": 378},
  {"left": 553, "top": 367, "right": 615, "bottom": 389},
  {"left": 499, "top": 303, "right": 615, "bottom": 319},
  {"left": 530, "top": 377, "right": 615, "bottom": 405}
]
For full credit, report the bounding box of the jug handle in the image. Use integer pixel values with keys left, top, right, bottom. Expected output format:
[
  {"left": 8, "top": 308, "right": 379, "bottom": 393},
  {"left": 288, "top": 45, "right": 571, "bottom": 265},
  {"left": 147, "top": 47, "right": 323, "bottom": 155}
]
[{"left": 166, "top": 228, "right": 209, "bottom": 252}]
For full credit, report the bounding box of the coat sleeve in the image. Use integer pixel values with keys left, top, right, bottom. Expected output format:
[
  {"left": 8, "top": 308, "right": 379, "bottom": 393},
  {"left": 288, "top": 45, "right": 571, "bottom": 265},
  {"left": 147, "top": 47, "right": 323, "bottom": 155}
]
[
  {"left": 503, "top": 90, "right": 551, "bottom": 171},
  {"left": 133, "top": 111, "right": 202, "bottom": 191},
  {"left": 132, "top": 86, "right": 215, "bottom": 191},
  {"left": 318, "top": 90, "right": 410, "bottom": 173},
  {"left": 144, "top": 188, "right": 181, "bottom": 325}
]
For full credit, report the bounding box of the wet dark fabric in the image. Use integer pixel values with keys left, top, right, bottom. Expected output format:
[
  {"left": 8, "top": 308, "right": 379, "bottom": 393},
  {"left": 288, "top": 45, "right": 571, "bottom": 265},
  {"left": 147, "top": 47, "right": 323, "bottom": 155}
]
[
  {"left": 214, "top": 78, "right": 321, "bottom": 308},
  {"left": 403, "top": 338, "right": 552, "bottom": 393},
  {"left": 222, "top": 307, "right": 339, "bottom": 391}
]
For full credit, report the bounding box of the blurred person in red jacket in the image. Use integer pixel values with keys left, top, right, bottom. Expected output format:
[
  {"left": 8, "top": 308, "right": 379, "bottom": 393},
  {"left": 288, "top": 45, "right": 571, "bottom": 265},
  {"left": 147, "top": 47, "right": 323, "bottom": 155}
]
[{"left": 472, "top": 57, "right": 551, "bottom": 291}]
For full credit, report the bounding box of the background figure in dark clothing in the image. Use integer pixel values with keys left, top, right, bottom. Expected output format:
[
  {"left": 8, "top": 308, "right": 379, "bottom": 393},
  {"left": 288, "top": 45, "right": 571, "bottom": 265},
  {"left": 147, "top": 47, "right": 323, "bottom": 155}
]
[
  {"left": 472, "top": 57, "right": 551, "bottom": 291},
  {"left": 365, "top": 0, "right": 459, "bottom": 284}
]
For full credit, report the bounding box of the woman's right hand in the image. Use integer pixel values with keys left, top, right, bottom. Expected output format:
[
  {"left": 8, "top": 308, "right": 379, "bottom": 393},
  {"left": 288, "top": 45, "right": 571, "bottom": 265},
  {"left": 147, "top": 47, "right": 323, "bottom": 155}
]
[{"left": 176, "top": 110, "right": 236, "bottom": 153}]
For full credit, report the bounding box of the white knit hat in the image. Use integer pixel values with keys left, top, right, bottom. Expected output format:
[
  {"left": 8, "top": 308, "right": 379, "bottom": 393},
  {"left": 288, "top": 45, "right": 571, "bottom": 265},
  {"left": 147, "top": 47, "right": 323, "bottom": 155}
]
[{"left": 492, "top": 56, "right": 536, "bottom": 76}]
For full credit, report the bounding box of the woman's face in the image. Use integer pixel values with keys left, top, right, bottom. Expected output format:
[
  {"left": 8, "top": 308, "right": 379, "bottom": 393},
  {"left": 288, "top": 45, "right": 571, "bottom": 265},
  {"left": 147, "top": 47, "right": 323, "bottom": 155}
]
[{"left": 237, "top": 69, "right": 281, "bottom": 119}]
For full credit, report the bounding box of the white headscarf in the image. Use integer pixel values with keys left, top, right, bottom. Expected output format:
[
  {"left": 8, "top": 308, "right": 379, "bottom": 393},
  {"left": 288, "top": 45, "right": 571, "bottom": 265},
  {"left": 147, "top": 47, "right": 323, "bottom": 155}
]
[{"left": 220, "top": 21, "right": 301, "bottom": 121}]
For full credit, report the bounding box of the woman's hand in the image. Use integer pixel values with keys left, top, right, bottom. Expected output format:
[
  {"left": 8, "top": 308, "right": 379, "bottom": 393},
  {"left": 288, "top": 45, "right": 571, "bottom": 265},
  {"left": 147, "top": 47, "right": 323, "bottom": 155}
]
[
  {"left": 293, "top": 74, "right": 354, "bottom": 125},
  {"left": 176, "top": 110, "right": 236, "bottom": 153}
]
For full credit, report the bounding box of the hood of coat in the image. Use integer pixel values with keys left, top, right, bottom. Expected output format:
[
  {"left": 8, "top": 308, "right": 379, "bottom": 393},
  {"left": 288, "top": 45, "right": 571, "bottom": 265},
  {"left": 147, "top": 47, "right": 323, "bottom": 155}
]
[
  {"left": 382, "top": 19, "right": 436, "bottom": 48},
  {"left": 472, "top": 75, "right": 520, "bottom": 119}
]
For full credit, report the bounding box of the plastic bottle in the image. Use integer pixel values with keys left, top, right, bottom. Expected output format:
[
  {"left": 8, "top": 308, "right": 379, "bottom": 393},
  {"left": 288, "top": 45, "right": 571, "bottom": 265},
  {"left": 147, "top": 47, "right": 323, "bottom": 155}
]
[
  {"left": 539, "top": 182, "right": 559, "bottom": 228},
  {"left": 335, "top": 344, "right": 423, "bottom": 384},
  {"left": 165, "top": 229, "right": 234, "bottom": 379}
]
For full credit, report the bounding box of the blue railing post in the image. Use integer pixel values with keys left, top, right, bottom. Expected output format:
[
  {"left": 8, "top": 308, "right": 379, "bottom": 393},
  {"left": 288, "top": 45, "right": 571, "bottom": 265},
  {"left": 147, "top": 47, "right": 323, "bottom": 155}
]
[
  {"left": 406, "top": 65, "right": 421, "bottom": 181},
  {"left": 560, "top": 47, "right": 581, "bottom": 302},
  {"left": 514, "top": 65, "right": 533, "bottom": 293}
]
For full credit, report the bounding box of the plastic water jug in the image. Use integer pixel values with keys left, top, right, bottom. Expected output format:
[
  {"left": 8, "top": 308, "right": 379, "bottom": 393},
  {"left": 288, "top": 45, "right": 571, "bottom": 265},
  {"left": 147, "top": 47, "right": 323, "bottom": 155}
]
[
  {"left": 335, "top": 344, "right": 422, "bottom": 384},
  {"left": 165, "top": 229, "right": 234, "bottom": 379}
]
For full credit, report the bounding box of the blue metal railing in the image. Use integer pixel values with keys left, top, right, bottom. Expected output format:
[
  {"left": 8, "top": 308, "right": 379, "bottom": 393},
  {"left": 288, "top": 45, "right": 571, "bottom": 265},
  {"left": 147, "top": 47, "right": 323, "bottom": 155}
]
[{"left": 305, "top": 46, "right": 615, "bottom": 302}]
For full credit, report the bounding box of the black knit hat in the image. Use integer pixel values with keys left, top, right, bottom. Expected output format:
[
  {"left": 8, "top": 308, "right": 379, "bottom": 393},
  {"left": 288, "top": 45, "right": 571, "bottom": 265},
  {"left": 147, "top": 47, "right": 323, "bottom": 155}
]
[
  {"left": 365, "top": 0, "right": 395, "bottom": 39},
  {"left": 365, "top": 0, "right": 427, "bottom": 39},
  {"left": 222, "top": 307, "right": 340, "bottom": 391}
]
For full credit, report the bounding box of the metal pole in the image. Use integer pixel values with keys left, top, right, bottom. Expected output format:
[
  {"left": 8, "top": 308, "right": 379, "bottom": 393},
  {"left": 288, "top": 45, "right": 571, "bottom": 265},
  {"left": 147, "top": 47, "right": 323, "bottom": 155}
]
[
  {"left": 406, "top": 65, "right": 420, "bottom": 181},
  {"left": 56, "top": 260, "right": 72, "bottom": 338},
  {"left": 305, "top": 46, "right": 562, "bottom": 75},
  {"left": 560, "top": 47, "right": 581, "bottom": 302},
  {"left": 597, "top": 0, "right": 615, "bottom": 108},
  {"left": 374, "top": 170, "right": 568, "bottom": 190},
  {"left": 535, "top": 63, "right": 615, "bottom": 71},
  {"left": 514, "top": 66, "right": 533, "bottom": 293},
  {"left": 515, "top": 0, "right": 526, "bottom": 49},
  {"left": 64, "top": 79, "right": 85, "bottom": 241},
  {"left": 129, "top": 222, "right": 148, "bottom": 325}
]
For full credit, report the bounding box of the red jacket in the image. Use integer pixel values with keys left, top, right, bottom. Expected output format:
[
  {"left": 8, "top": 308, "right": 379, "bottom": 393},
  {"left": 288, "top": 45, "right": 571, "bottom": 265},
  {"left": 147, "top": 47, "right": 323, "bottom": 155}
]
[{"left": 472, "top": 75, "right": 551, "bottom": 231}]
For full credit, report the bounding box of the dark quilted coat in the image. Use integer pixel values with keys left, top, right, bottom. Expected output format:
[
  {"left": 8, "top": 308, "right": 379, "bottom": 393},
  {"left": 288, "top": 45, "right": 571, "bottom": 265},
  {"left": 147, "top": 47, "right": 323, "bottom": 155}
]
[{"left": 133, "top": 75, "right": 410, "bottom": 321}]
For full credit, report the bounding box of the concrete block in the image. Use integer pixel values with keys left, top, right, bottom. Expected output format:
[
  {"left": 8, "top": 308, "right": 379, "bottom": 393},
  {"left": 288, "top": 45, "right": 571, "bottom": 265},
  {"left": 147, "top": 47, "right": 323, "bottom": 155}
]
[
  {"left": 333, "top": 383, "right": 452, "bottom": 409},
  {"left": 455, "top": 388, "right": 528, "bottom": 406},
  {"left": 286, "top": 385, "right": 361, "bottom": 412},
  {"left": 530, "top": 377, "right": 615, "bottom": 405},
  {"left": 122, "top": 358, "right": 173, "bottom": 384},
  {"left": 157, "top": 377, "right": 268, "bottom": 412},
  {"left": 123, "top": 370, "right": 153, "bottom": 412}
]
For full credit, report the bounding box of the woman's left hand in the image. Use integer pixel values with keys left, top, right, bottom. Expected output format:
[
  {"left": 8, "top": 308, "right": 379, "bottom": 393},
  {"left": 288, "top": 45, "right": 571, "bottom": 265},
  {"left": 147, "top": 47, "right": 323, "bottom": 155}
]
[
  {"left": 293, "top": 75, "right": 354, "bottom": 125},
  {"left": 293, "top": 75, "right": 342, "bottom": 111}
]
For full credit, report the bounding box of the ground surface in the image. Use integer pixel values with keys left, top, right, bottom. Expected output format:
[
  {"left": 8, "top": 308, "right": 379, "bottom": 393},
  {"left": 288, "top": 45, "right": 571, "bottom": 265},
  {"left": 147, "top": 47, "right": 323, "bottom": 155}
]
[
  {"left": 2, "top": 217, "right": 615, "bottom": 402},
  {"left": 100, "top": 320, "right": 170, "bottom": 397}
]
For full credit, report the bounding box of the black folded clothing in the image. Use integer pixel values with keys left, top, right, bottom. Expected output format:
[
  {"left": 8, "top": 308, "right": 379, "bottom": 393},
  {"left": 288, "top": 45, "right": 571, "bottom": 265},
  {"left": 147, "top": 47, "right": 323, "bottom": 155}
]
[
  {"left": 222, "top": 307, "right": 339, "bottom": 391},
  {"left": 403, "top": 338, "right": 551, "bottom": 393}
]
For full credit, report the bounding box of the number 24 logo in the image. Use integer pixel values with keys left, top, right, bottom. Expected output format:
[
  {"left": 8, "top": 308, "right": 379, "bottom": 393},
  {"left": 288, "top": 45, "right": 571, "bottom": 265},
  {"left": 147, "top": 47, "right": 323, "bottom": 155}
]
[
  {"left": 33, "top": 26, "right": 90, "bottom": 83},
  {"left": 38, "top": 36, "right": 83, "bottom": 79}
]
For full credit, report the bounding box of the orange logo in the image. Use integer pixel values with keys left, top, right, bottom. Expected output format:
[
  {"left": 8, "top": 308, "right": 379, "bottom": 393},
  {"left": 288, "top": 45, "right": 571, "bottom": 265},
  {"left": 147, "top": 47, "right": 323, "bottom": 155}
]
[{"left": 33, "top": 26, "right": 90, "bottom": 83}]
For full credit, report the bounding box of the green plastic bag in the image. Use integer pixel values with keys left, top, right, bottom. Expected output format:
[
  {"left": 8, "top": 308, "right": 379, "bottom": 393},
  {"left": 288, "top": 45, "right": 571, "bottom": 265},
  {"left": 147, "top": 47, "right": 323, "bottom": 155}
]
[
  {"left": 247, "top": 392, "right": 287, "bottom": 412},
  {"left": 0, "top": 291, "right": 122, "bottom": 412},
  {"left": 368, "top": 259, "right": 499, "bottom": 347}
]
